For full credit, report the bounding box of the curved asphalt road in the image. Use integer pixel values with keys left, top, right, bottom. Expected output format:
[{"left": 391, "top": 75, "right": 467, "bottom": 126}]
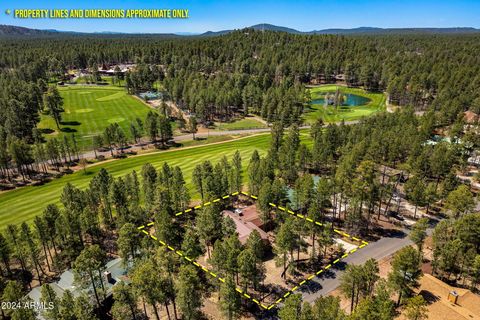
[{"left": 300, "top": 219, "right": 439, "bottom": 302}]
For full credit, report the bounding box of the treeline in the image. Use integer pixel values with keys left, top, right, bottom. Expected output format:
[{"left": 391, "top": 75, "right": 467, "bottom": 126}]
[
  {"left": 0, "top": 109, "right": 176, "bottom": 186},
  {"left": 3, "top": 30, "right": 480, "bottom": 121},
  {"left": 432, "top": 213, "right": 480, "bottom": 290},
  {"left": 2, "top": 29, "right": 480, "bottom": 189},
  {"left": 0, "top": 150, "right": 247, "bottom": 319},
  {"left": 1, "top": 107, "right": 478, "bottom": 318}
]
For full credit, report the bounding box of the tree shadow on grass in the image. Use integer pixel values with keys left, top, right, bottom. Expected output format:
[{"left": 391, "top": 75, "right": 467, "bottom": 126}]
[
  {"left": 38, "top": 128, "right": 55, "bottom": 134},
  {"left": 60, "top": 121, "right": 81, "bottom": 126},
  {"left": 60, "top": 127, "right": 77, "bottom": 133}
]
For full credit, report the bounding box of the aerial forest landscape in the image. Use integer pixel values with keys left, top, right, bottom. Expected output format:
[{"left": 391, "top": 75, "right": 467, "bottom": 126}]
[{"left": 1, "top": 1, "right": 480, "bottom": 320}]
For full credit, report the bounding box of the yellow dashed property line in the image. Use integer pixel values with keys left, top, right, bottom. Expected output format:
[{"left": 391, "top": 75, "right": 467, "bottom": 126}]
[
  {"left": 138, "top": 191, "right": 371, "bottom": 310},
  {"left": 276, "top": 241, "right": 371, "bottom": 307},
  {"left": 140, "top": 230, "right": 275, "bottom": 310},
  {"left": 143, "top": 191, "right": 370, "bottom": 249},
  {"left": 266, "top": 201, "right": 368, "bottom": 246}
]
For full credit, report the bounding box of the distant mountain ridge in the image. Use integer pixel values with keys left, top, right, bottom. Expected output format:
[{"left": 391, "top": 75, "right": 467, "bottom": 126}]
[
  {"left": 202, "top": 24, "right": 480, "bottom": 36},
  {"left": 0, "top": 25, "right": 60, "bottom": 36},
  {"left": 1, "top": 23, "right": 479, "bottom": 37}
]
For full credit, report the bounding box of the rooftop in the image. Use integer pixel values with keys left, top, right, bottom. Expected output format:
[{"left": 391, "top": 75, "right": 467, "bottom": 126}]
[{"left": 223, "top": 206, "right": 268, "bottom": 244}]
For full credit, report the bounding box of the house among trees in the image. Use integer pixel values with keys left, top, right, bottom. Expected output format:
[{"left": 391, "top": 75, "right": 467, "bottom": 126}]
[
  {"left": 222, "top": 205, "right": 269, "bottom": 244},
  {"left": 26, "top": 258, "right": 128, "bottom": 319},
  {"left": 98, "top": 64, "right": 135, "bottom": 75}
]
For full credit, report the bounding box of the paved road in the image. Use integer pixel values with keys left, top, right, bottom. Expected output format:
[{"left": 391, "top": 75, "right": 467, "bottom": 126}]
[
  {"left": 77, "top": 127, "right": 275, "bottom": 161},
  {"left": 301, "top": 218, "right": 439, "bottom": 302},
  {"left": 78, "top": 121, "right": 361, "bottom": 162}
]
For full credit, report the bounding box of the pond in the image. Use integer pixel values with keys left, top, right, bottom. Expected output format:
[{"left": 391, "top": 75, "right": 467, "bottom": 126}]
[
  {"left": 311, "top": 93, "right": 370, "bottom": 107},
  {"left": 138, "top": 91, "right": 163, "bottom": 100}
]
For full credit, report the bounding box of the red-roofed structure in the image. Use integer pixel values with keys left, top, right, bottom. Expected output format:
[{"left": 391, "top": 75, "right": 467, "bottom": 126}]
[{"left": 223, "top": 205, "right": 268, "bottom": 244}]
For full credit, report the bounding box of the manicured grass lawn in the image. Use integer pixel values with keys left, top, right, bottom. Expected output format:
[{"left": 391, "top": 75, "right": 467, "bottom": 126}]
[
  {"left": 0, "top": 134, "right": 268, "bottom": 229},
  {"left": 215, "top": 117, "right": 267, "bottom": 131},
  {"left": 38, "top": 86, "right": 152, "bottom": 150},
  {"left": 0, "top": 131, "right": 313, "bottom": 229},
  {"left": 304, "top": 85, "right": 386, "bottom": 124}
]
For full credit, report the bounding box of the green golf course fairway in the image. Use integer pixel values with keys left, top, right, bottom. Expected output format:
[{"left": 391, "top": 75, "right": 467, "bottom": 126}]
[
  {"left": 0, "top": 134, "right": 277, "bottom": 229},
  {"left": 304, "top": 85, "right": 386, "bottom": 123},
  {"left": 38, "top": 86, "right": 152, "bottom": 150}
]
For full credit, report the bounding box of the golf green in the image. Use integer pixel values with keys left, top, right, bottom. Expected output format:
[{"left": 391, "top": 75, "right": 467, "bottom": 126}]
[
  {"left": 304, "top": 85, "right": 386, "bottom": 123},
  {"left": 38, "top": 86, "right": 152, "bottom": 150}
]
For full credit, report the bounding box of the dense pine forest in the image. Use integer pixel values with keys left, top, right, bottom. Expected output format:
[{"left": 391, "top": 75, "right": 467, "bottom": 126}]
[
  {"left": 1, "top": 29, "right": 480, "bottom": 320},
  {"left": 2, "top": 30, "right": 480, "bottom": 185},
  {"left": 2, "top": 30, "right": 480, "bottom": 134}
]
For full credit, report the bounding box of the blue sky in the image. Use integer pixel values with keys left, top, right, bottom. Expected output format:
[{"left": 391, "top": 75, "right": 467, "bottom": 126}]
[{"left": 1, "top": 0, "right": 479, "bottom": 33}]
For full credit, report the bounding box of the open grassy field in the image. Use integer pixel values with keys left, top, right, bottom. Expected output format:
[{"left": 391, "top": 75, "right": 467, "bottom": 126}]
[
  {"left": 38, "top": 86, "right": 152, "bottom": 150},
  {"left": 0, "top": 130, "right": 314, "bottom": 229},
  {"left": 304, "top": 85, "right": 386, "bottom": 123},
  {"left": 215, "top": 117, "right": 268, "bottom": 131},
  {"left": 0, "top": 134, "right": 274, "bottom": 229}
]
